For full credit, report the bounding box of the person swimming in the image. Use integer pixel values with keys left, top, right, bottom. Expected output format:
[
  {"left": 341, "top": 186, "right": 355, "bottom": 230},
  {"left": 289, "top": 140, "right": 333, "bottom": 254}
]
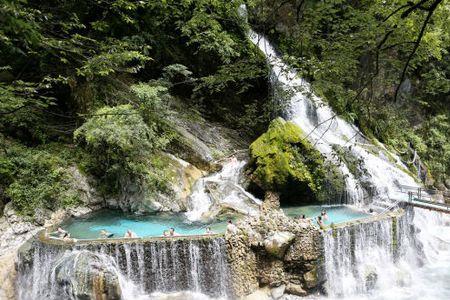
[
  {"left": 226, "top": 220, "right": 238, "bottom": 234},
  {"left": 53, "top": 227, "right": 69, "bottom": 239},
  {"left": 169, "top": 227, "right": 179, "bottom": 237},
  {"left": 317, "top": 216, "right": 325, "bottom": 229},
  {"left": 162, "top": 230, "right": 169, "bottom": 237},
  {"left": 99, "top": 229, "right": 114, "bottom": 238},
  {"left": 124, "top": 229, "right": 138, "bottom": 238}
]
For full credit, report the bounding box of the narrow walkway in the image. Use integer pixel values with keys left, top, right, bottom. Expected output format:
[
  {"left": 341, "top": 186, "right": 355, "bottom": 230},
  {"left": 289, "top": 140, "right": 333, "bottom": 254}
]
[{"left": 397, "top": 185, "right": 450, "bottom": 213}]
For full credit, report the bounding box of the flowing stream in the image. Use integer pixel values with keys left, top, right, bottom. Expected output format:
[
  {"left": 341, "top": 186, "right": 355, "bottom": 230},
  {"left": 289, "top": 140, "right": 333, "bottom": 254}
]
[
  {"left": 249, "top": 31, "right": 420, "bottom": 206},
  {"left": 249, "top": 30, "right": 450, "bottom": 300},
  {"left": 185, "top": 158, "right": 261, "bottom": 222}
]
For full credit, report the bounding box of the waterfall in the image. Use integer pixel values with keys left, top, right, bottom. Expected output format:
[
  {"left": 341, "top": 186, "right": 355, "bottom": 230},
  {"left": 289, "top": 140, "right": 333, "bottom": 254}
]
[
  {"left": 248, "top": 28, "right": 450, "bottom": 300},
  {"left": 185, "top": 159, "right": 261, "bottom": 221},
  {"left": 322, "top": 212, "right": 416, "bottom": 297},
  {"left": 249, "top": 31, "right": 420, "bottom": 206},
  {"left": 17, "top": 237, "right": 231, "bottom": 300}
]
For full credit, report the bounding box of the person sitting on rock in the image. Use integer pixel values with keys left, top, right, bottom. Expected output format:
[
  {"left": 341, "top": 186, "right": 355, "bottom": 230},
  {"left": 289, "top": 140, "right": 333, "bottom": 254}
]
[
  {"left": 124, "top": 229, "right": 138, "bottom": 238},
  {"left": 205, "top": 227, "right": 214, "bottom": 235},
  {"left": 226, "top": 220, "right": 238, "bottom": 234},
  {"left": 169, "top": 227, "right": 179, "bottom": 237}
]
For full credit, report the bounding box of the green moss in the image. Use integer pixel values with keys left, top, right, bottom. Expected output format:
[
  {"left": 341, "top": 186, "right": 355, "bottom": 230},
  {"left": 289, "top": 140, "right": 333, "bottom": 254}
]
[
  {"left": 392, "top": 217, "right": 398, "bottom": 254},
  {"left": 249, "top": 118, "right": 344, "bottom": 204}
]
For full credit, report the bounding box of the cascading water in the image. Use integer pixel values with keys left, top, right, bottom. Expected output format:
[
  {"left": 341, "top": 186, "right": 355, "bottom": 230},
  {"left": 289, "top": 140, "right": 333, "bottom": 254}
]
[
  {"left": 322, "top": 211, "right": 414, "bottom": 298},
  {"left": 249, "top": 31, "right": 420, "bottom": 206},
  {"left": 17, "top": 237, "right": 231, "bottom": 300},
  {"left": 185, "top": 158, "right": 261, "bottom": 221},
  {"left": 247, "top": 29, "right": 450, "bottom": 300}
]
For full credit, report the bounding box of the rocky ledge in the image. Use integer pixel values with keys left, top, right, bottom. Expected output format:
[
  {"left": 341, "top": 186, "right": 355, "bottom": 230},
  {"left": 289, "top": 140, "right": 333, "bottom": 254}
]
[{"left": 226, "top": 191, "right": 324, "bottom": 298}]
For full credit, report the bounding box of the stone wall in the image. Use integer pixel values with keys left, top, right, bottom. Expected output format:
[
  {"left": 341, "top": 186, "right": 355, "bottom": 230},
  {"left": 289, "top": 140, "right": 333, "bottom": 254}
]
[{"left": 226, "top": 192, "right": 324, "bottom": 298}]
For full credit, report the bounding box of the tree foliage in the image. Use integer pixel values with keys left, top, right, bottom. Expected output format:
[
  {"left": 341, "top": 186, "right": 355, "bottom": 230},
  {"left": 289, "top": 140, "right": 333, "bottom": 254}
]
[{"left": 250, "top": 0, "right": 450, "bottom": 184}]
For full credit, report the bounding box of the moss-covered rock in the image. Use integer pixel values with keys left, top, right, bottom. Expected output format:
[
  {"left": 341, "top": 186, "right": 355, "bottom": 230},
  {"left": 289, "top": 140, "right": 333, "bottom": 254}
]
[{"left": 248, "top": 118, "right": 344, "bottom": 204}]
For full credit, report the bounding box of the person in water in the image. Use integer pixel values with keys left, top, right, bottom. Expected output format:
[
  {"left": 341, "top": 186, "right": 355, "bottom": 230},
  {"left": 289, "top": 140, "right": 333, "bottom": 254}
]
[
  {"left": 53, "top": 227, "right": 69, "bottom": 238},
  {"left": 226, "top": 220, "right": 238, "bottom": 234},
  {"left": 321, "top": 209, "right": 329, "bottom": 221},
  {"left": 169, "top": 227, "right": 179, "bottom": 237},
  {"left": 205, "top": 227, "right": 214, "bottom": 235},
  {"left": 317, "top": 216, "right": 325, "bottom": 229},
  {"left": 162, "top": 230, "right": 169, "bottom": 237},
  {"left": 99, "top": 229, "right": 114, "bottom": 238},
  {"left": 124, "top": 229, "right": 138, "bottom": 238}
]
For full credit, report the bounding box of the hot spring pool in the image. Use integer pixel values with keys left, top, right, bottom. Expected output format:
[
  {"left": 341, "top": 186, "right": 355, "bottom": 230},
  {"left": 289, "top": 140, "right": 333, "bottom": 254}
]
[
  {"left": 282, "top": 205, "right": 369, "bottom": 225},
  {"left": 58, "top": 210, "right": 230, "bottom": 240}
]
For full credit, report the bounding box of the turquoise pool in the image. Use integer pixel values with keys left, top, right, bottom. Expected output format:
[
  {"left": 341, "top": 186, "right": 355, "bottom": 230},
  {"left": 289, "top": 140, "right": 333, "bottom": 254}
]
[
  {"left": 59, "top": 210, "right": 230, "bottom": 239},
  {"left": 282, "top": 205, "right": 369, "bottom": 225}
]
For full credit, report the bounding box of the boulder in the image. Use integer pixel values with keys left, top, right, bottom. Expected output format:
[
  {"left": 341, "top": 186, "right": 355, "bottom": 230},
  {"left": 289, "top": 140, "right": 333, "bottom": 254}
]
[
  {"left": 111, "top": 153, "right": 204, "bottom": 214},
  {"left": 263, "top": 231, "right": 295, "bottom": 259},
  {"left": 364, "top": 268, "right": 378, "bottom": 291},
  {"left": 261, "top": 191, "right": 280, "bottom": 212},
  {"left": 445, "top": 178, "right": 450, "bottom": 190},
  {"left": 0, "top": 252, "right": 17, "bottom": 300},
  {"left": 286, "top": 283, "right": 307, "bottom": 296},
  {"left": 66, "top": 166, "right": 104, "bottom": 206},
  {"left": 270, "top": 284, "right": 285, "bottom": 299},
  {"left": 53, "top": 250, "right": 122, "bottom": 300},
  {"left": 303, "top": 268, "right": 319, "bottom": 289}
]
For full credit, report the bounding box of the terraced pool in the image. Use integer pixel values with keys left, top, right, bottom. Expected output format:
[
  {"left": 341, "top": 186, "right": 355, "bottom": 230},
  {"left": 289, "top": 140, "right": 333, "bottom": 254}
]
[
  {"left": 59, "top": 210, "right": 231, "bottom": 239},
  {"left": 282, "top": 205, "right": 369, "bottom": 225}
]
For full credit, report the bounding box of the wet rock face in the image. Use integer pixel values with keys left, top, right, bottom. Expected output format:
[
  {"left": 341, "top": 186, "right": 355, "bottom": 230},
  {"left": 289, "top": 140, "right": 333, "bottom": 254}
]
[
  {"left": 106, "top": 153, "right": 205, "bottom": 214},
  {"left": 263, "top": 231, "right": 295, "bottom": 259},
  {"left": 53, "top": 251, "right": 122, "bottom": 300},
  {"left": 226, "top": 192, "right": 324, "bottom": 297}
]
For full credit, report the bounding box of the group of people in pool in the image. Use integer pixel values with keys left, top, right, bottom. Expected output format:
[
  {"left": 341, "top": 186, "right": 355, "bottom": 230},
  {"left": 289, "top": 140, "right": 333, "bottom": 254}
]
[
  {"left": 96, "top": 225, "right": 219, "bottom": 239},
  {"left": 295, "top": 209, "right": 329, "bottom": 229}
]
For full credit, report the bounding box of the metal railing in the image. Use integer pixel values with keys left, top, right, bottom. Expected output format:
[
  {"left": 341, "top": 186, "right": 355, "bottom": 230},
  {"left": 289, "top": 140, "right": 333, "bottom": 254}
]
[{"left": 397, "top": 184, "right": 450, "bottom": 212}]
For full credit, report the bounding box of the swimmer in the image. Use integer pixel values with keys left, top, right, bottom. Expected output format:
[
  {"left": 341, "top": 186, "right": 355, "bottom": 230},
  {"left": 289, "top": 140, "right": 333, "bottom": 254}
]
[
  {"left": 124, "top": 229, "right": 138, "bottom": 238},
  {"left": 169, "top": 227, "right": 179, "bottom": 237},
  {"left": 317, "top": 216, "right": 325, "bottom": 229},
  {"left": 99, "top": 229, "right": 114, "bottom": 238},
  {"left": 226, "top": 220, "right": 238, "bottom": 234},
  {"left": 205, "top": 227, "right": 214, "bottom": 235}
]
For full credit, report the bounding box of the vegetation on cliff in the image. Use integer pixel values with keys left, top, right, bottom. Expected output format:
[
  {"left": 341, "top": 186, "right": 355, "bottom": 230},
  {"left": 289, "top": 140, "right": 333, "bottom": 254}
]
[
  {"left": 0, "top": 0, "right": 271, "bottom": 217},
  {"left": 248, "top": 118, "right": 345, "bottom": 204},
  {"left": 249, "top": 0, "right": 450, "bottom": 186},
  {"left": 1, "top": 0, "right": 449, "bottom": 217}
]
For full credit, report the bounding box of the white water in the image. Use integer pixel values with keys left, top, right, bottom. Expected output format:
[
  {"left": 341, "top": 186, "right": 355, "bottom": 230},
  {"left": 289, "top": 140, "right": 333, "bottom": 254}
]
[
  {"left": 185, "top": 158, "right": 261, "bottom": 221},
  {"left": 249, "top": 31, "right": 420, "bottom": 206},
  {"left": 248, "top": 30, "right": 450, "bottom": 300},
  {"left": 18, "top": 238, "right": 231, "bottom": 300}
]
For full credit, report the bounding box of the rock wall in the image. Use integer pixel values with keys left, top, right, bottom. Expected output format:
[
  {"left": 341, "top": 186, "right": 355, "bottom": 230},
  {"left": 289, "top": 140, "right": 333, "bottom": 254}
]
[
  {"left": 0, "top": 200, "right": 101, "bottom": 300},
  {"left": 226, "top": 192, "right": 324, "bottom": 298}
]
